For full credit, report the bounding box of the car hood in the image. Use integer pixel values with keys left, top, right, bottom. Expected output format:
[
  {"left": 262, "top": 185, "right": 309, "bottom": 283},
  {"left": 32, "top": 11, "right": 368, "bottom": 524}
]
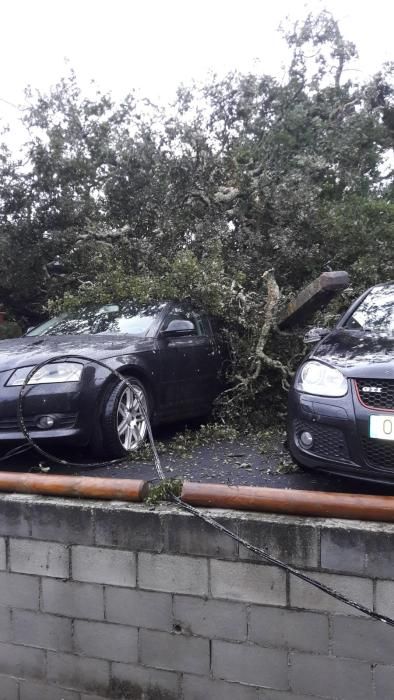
[
  {"left": 0, "top": 334, "right": 154, "bottom": 372},
  {"left": 312, "top": 330, "right": 394, "bottom": 378}
]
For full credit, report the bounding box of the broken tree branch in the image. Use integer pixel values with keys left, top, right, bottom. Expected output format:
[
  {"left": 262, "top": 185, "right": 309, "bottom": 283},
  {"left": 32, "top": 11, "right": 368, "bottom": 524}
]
[{"left": 219, "top": 269, "right": 292, "bottom": 404}]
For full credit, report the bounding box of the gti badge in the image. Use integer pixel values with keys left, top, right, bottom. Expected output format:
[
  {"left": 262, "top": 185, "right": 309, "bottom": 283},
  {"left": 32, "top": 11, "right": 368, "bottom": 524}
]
[{"left": 362, "top": 386, "right": 382, "bottom": 393}]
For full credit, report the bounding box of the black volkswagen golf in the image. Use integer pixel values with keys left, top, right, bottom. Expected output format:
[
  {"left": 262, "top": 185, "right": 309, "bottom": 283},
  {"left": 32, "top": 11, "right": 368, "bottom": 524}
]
[
  {"left": 288, "top": 282, "right": 394, "bottom": 484},
  {"left": 0, "top": 301, "right": 224, "bottom": 458}
]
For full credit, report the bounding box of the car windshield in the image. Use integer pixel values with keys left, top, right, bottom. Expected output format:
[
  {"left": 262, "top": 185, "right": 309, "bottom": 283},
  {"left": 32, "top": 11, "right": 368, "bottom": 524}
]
[
  {"left": 344, "top": 285, "right": 394, "bottom": 335},
  {"left": 26, "top": 302, "right": 166, "bottom": 337}
]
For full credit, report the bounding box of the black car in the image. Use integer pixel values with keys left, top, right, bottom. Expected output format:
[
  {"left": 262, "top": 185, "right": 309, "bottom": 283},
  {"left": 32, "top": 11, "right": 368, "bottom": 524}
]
[
  {"left": 288, "top": 282, "right": 394, "bottom": 484},
  {"left": 0, "top": 301, "right": 224, "bottom": 457}
]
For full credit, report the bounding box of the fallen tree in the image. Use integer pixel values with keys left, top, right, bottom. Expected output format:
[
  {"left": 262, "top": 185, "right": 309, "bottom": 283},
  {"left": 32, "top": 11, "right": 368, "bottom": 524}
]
[{"left": 0, "top": 12, "right": 392, "bottom": 422}]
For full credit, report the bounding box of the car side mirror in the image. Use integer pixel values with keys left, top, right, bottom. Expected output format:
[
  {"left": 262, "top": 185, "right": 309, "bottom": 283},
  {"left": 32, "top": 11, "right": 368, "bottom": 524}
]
[
  {"left": 160, "top": 319, "right": 197, "bottom": 337},
  {"left": 303, "top": 327, "right": 330, "bottom": 344}
]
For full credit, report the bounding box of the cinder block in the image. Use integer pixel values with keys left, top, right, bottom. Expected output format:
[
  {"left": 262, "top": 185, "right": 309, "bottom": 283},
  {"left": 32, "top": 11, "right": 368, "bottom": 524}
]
[
  {"left": 210, "top": 560, "right": 286, "bottom": 606},
  {"left": 10, "top": 538, "right": 69, "bottom": 578},
  {"left": 12, "top": 610, "right": 72, "bottom": 652},
  {"left": 289, "top": 652, "right": 373, "bottom": 700},
  {"left": 376, "top": 580, "right": 394, "bottom": 618},
  {"left": 321, "top": 526, "right": 394, "bottom": 578},
  {"left": 0, "top": 538, "right": 5, "bottom": 570},
  {"left": 238, "top": 515, "right": 318, "bottom": 569},
  {"left": 0, "top": 572, "right": 39, "bottom": 610},
  {"left": 111, "top": 662, "right": 179, "bottom": 699},
  {"left": 95, "top": 505, "right": 166, "bottom": 552},
  {"left": 0, "top": 674, "right": 18, "bottom": 700},
  {"left": 42, "top": 579, "right": 104, "bottom": 620},
  {"left": 182, "top": 675, "right": 258, "bottom": 700},
  {"left": 375, "top": 664, "right": 394, "bottom": 700},
  {"left": 332, "top": 615, "right": 394, "bottom": 664},
  {"left": 105, "top": 587, "right": 172, "bottom": 631},
  {"left": 165, "top": 511, "right": 237, "bottom": 559},
  {"left": 0, "top": 494, "right": 32, "bottom": 538},
  {"left": 47, "top": 651, "right": 110, "bottom": 695},
  {"left": 74, "top": 619, "right": 138, "bottom": 663},
  {"left": 0, "top": 608, "right": 11, "bottom": 643},
  {"left": 31, "top": 499, "right": 94, "bottom": 545},
  {"left": 173, "top": 595, "right": 247, "bottom": 641},
  {"left": 289, "top": 570, "right": 373, "bottom": 616},
  {"left": 138, "top": 552, "right": 208, "bottom": 595},
  {"left": 212, "top": 640, "right": 288, "bottom": 689},
  {"left": 140, "top": 629, "right": 210, "bottom": 674},
  {"left": 72, "top": 545, "right": 136, "bottom": 587},
  {"left": 19, "top": 681, "right": 78, "bottom": 700},
  {"left": 258, "top": 691, "right": 322, "bottom": 700},
  {"left": 249, "top": 605, "right": 328, "bottom": 653},
  {"left": 0, "top": 641, "right": 45, "bottom": 681}
]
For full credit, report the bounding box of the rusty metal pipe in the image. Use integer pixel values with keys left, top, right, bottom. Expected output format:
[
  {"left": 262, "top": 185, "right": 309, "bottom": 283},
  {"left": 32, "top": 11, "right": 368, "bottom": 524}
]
[
  {"left": 181, "top": 482, "right": 394, "bottom": 522},
  {"left": 0, "top": 472, "right": 148, "bottom": 501}
]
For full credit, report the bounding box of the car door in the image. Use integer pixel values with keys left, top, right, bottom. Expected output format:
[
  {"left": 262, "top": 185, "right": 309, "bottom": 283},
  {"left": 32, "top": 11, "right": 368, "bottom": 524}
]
[{"left": 156, "top": 304, "right": 220, "bottom": 418}]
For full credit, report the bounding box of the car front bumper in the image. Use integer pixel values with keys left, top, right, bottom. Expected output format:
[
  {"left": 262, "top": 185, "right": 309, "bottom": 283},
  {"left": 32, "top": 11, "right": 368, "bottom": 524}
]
[
  {"left": 288, "top": 382, "right": 394, "bottom": 485},
  {"left": 0, "top": 367, "right": 104, "bottom": 446}
]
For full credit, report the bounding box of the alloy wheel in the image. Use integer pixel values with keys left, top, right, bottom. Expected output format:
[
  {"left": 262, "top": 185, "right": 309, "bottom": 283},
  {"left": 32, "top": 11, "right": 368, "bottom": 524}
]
[{"left": 116, "top": 384, "right": 147, "bottom": 451}]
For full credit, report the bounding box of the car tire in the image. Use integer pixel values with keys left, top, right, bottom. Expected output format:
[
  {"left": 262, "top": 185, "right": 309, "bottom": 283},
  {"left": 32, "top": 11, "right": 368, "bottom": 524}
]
[{"left": 92, "top": 377, "right": 150, "bottom": 459}]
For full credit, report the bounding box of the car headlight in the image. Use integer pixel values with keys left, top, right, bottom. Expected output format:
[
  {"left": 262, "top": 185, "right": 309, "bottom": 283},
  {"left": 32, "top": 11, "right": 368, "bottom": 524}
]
[
  {"left": 295, "top": 360, "right": 348, "bottom": 397},
  {"left": 7, "top": 362, "right": 83, "bottom": 386}
]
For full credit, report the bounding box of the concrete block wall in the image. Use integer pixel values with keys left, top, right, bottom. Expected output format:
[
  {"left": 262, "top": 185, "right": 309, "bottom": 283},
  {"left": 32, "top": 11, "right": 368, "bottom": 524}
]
[{"left": 0, "top": 493, "right": 393, "bottom": 699}]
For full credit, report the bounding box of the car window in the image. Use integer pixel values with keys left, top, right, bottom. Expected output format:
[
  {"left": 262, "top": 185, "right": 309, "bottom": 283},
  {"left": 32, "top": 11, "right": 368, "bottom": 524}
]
[
  {"left": 198, "top": 313, "right": 213, "bottom": 337},
  {"left": 161, "top": 307, "right": 209, "bottom": 337},
  {"left": 344, "top": 285, "right": 394, "bottom": 335},
  {"left": 26, "top": 302, "right": 167, "bottom": 337}
]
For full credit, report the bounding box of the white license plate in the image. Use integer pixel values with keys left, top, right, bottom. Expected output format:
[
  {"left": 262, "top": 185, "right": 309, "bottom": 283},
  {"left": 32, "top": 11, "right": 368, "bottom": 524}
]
[{"left": 370, "top": 415, "right": 394, "bottom": 441}]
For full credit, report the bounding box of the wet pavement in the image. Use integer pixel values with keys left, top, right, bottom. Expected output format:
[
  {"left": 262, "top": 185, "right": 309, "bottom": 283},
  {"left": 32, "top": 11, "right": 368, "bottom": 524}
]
[{"left": 1, "top": 421, "right": 393, "bottom": 496}]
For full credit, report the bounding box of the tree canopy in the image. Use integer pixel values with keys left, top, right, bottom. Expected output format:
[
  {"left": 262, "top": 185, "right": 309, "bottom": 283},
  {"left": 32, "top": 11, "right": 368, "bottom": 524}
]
[{"left": 0, "top": 12, "right": 393, "bottom": 421}]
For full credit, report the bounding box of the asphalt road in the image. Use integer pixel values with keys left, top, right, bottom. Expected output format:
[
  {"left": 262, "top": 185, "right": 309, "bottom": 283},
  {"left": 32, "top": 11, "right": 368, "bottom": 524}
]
[{"left": 1, "top": 421, "right": 393, "bottom": 496}]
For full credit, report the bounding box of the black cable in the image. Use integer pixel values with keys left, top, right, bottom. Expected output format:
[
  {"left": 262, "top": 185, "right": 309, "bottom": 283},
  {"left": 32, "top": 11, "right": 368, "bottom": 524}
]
[
  {"left": 170, "top": 495, "right": 394, "bottom": 626},
  {"left": 0, "top": 443, "right": 32, "bottom": 463},
  {"left": 12, "top": 354, "right": 394, "bottom": 627}
]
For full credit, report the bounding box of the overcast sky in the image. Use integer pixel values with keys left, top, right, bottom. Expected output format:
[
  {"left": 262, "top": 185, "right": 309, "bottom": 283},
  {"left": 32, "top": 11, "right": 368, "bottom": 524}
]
[{"left": 0, "top": 0, "right": 392, "bottom": 144}]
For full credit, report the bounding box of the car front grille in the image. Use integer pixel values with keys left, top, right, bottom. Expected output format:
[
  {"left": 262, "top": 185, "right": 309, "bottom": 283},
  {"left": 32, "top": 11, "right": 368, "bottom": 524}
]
[
  {"left": 294, "top": 420, "right": 349, "bottom": 461},
  {"left": 355, "top": 379, "right": 394, "bottom": 411},
  {"left": 0, "top": 414, "right": 77, "bottom": 432},
  {"left": 362, "top": 436, "right": 394, "bottom": 470},
  {"left": 0, "top": 417, "right": 38, "bottom": 432}
]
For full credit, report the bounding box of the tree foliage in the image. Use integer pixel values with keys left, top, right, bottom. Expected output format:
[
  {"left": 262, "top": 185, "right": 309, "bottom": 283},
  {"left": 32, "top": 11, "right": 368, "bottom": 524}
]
[{"left": 0, "top": 12, "right": 393, "bottom": 421}]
